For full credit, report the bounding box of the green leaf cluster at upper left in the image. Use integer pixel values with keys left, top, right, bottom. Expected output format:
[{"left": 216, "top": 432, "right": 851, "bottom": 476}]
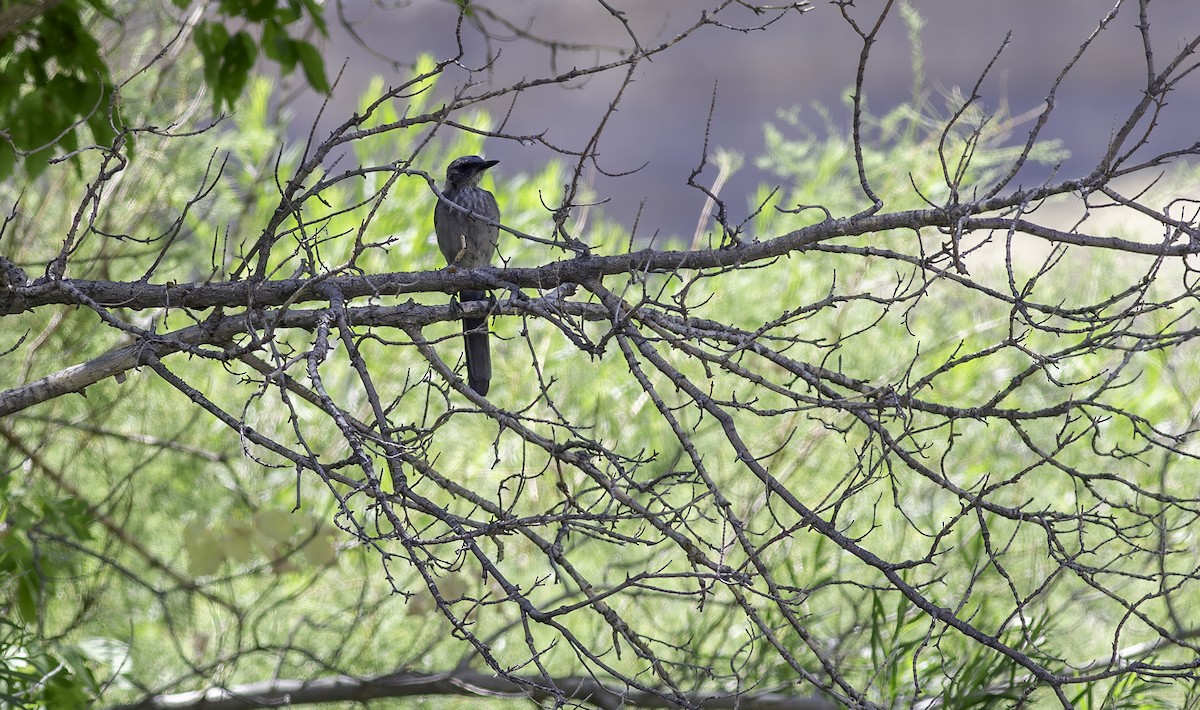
[
  {"left": 0, "top": 0, "right": 117, "bottom": 180},
  {"left": 0, "top": 0, "right": 331, "bottom": 182},
  {"left": 190, "top": 0, "right": 330, "bottom": 115}
]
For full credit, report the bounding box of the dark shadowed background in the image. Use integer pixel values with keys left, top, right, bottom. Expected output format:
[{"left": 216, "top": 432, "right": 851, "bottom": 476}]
[{"left": 289, "top": 0, "right": 1200, "bottom": 237}]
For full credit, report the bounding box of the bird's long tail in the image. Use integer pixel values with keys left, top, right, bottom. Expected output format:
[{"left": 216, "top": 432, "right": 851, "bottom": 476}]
[{"left": 461, "top": 290, "right": 491, "bottom": 395}]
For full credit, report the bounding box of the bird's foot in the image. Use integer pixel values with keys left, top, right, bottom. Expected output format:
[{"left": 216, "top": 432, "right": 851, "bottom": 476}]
[{"left": 453, "top": 234, "right": 468, "bottom": 264}]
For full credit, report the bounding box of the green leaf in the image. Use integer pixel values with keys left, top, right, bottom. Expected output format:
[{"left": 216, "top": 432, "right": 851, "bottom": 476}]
[
  {"left": 223, "top": 0, "right": 277, "bottom": 22},
  {"left": 184, "top": 519, "right": 224, "bottom": 576},
  {"left": 0, "top": 63, "right": 22, "bottom": 106},
  {"left": 50, "top": 497, "right": 94, "bottom": 541},
  {"left": 299, "top": 0, "right": 328, "bottom": 35},
  {"left": 254, "top": 510, "right": 293, "bottom": 543},
  {"left": 272, "top": 2, "right": 302, "bottom": 25},
  {"left": 14, "top": 567, "right": 41, "bottom": 622},
  {"left": 222, "top": 523, "right": 254, "bottom": 563},
  {"left": 195, "top": 21, "right": 230, "bottom": 108},
  {"left": 301, "top": 531, "right": 336, "bottom": 567},
  {"left": 194, "top": 20, "right": 230, "bottom": 58},
  {"left": 85, "top": 86, "right": 117, "bottom": 146},
  {"left": 54, "top": 75, "right": 96, "bottom": 117},
  {"left": 261, "top": 20, "right": 296, "bottom": 74},
  {"left": 294, "top": 40, "right": 329, "bottom": 94},
  {"left": 215, "top": 31, "right": 257, "bottom": 111},
  {"left": 0, "top": 142, "right": 14, "bottom": 183}
]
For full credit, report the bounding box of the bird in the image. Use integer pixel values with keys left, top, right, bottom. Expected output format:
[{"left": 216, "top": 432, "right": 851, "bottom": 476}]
[{"left": 433, "top": 155, "right": 501, "bottom": 396}]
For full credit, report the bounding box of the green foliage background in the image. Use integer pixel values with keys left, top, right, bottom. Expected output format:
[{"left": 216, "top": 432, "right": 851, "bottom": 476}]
[{"left": 3, "top": 10, "right": 1200, "bottom": 710}]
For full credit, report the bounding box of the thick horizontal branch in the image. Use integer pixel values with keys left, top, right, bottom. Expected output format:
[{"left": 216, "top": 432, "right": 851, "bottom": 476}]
[
  {"left": 5, "top": 202, "right": 1195, "bottom": 316},
  {"left": 0, "top": 289, "right": 589, "bottom": 417},
  {"left": 104, "top": 668, "right": 836, "bottom": 710}
]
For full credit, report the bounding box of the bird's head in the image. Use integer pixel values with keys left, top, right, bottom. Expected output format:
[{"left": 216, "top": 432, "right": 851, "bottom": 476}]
[{"left": 444, "top": 155, "right": 499, "bottom": 188}]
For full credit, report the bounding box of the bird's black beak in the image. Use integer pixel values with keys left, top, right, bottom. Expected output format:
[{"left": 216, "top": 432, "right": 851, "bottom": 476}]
[{"left": 479, "top": 159, "right": 499, "bottom": 172}]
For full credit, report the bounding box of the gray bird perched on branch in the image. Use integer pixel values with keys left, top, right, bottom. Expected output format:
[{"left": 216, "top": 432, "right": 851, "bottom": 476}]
[{"left": 433, "top": 155, "right": 500, "bottom": 396}]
